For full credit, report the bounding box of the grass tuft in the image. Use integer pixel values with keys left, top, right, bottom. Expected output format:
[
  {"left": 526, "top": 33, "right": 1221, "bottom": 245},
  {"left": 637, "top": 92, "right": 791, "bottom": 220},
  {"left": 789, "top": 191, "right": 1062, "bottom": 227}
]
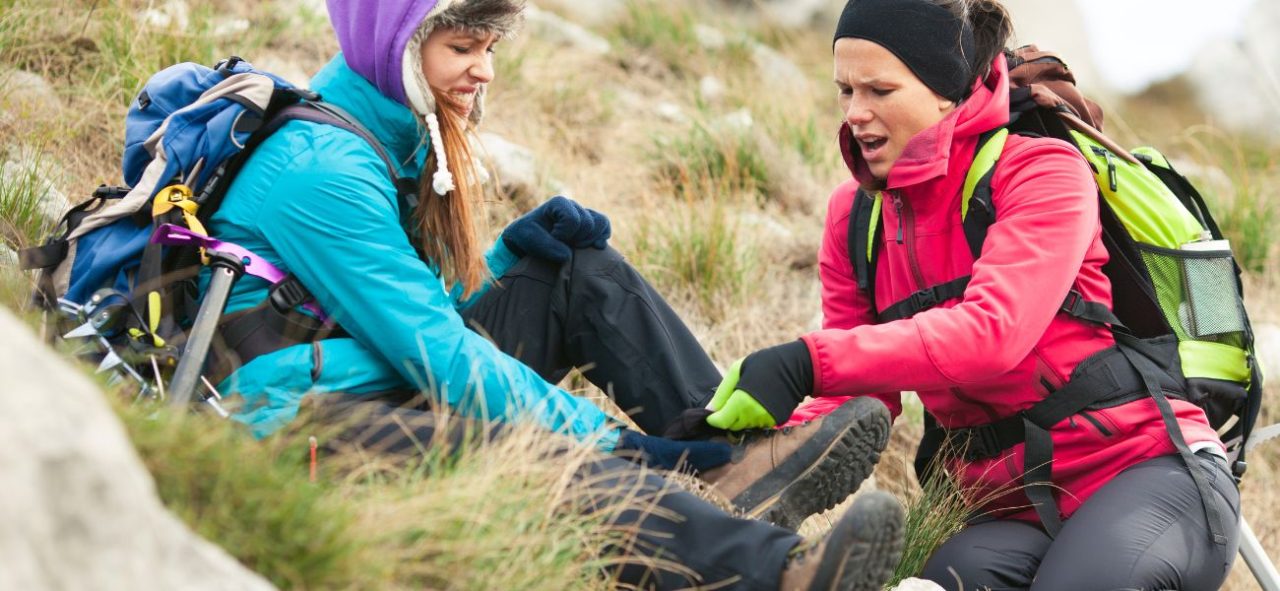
[
  {"left": 0, "top": 144, "right": 60, "bottom": 249},
  {"left": 649, "top": 120, "right": 773, "bottom": 205},
  {"left": 629, "top": 195, "right": 757, "bottom": 321}
]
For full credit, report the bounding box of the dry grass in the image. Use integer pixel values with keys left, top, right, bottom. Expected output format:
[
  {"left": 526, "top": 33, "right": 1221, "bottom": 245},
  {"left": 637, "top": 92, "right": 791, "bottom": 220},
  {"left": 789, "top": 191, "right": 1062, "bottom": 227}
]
[{"left": 2, "top": 0, "right": 1278, "bottom": 589}]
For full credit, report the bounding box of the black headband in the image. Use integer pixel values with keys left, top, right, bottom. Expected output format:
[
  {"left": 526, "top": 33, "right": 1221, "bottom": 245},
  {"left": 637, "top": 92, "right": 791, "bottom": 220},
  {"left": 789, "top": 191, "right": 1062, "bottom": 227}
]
[{"left": 833, "top": 0, "right": 978, "bottom": 102}]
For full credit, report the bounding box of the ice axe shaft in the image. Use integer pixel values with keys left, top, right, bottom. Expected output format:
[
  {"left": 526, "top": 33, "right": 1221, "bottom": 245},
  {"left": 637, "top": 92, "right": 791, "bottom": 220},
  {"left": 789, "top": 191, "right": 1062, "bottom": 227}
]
[
  {"left": 168, "top": 253, "right": 242, "bottom": 407},
  {"left": 1241, "top": 517, "right": 1280, "bottom": 591}
]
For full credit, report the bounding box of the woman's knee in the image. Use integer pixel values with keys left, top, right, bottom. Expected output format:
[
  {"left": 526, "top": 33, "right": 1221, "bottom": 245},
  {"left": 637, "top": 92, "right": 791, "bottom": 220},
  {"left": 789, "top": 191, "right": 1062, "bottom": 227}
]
[{"left": 566, "top": 244, "right": 626, "bottom": 275}]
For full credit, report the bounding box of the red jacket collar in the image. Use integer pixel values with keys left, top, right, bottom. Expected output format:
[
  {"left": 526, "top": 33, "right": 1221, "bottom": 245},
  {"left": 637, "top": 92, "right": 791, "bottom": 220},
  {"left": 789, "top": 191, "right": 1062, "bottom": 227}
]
[{"left": 840, "top": 56, "right": 1012, "bottom": 192}]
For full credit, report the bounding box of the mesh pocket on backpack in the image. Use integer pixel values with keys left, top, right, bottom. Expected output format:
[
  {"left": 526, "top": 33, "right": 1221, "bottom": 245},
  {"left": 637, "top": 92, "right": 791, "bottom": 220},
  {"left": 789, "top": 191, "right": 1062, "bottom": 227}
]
[{"left": 1138, "top": 244, "right": 1247, "bottom": 346}]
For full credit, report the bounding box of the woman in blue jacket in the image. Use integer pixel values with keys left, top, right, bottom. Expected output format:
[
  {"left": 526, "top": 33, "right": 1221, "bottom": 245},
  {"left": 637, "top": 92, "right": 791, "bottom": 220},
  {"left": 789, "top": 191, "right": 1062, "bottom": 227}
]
[{"left": 206, "top": 0, "right": 903, "bottom": 587}]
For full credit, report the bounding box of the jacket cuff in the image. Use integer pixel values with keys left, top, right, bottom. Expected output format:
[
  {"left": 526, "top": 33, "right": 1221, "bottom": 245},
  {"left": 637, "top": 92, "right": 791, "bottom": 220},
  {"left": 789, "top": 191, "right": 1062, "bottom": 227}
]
[
  {"left": 739, "top": 340, "right": 814, "bottom": 424},
  {"left": 486, "top": 237, "right": 520, "bottom": 279}
]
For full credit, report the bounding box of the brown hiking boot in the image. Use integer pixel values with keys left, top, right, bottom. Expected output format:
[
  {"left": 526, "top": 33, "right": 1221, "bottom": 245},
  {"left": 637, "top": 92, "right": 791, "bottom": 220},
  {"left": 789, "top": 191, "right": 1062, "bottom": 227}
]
[
  {"left": 698, "top": 396, "right": 891, "bottom": 529},
  {"left": 780, "top": 491, "right": 905, "bottom": 591}
]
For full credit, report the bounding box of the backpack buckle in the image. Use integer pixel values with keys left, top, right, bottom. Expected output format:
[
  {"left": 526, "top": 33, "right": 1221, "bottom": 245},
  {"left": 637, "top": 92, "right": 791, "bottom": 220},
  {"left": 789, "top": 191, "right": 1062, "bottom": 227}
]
[
  {"left": 912, "top": 287, "right": 938, "bottom": 311},
  {"left": 1060, "top": 289, "right": 1083, "bottom": 315},
  {"left": 268, "top": 276, "right": 312, "bottom": 314},
  {"left": 953, "top": 424, "right": 1003, "bottom": 461}
]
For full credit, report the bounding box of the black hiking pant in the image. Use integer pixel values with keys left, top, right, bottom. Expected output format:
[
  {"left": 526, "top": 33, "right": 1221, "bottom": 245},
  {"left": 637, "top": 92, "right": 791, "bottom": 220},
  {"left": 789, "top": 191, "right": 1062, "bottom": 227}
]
[
  {"left": 460, "top": 245, "right": 723, "bottom": 434},
  {"left": 309, "top": 247, "right": 800, "bottom": 589},
  {"left": 920, "top": 452, "right": 1241, "bottom": 591}
]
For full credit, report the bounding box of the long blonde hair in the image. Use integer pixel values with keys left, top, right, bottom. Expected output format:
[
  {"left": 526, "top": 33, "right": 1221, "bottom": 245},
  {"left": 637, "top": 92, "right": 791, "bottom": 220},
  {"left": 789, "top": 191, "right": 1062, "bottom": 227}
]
[{"left": 415, "top": 87, "right": 489, "bottom": 299}]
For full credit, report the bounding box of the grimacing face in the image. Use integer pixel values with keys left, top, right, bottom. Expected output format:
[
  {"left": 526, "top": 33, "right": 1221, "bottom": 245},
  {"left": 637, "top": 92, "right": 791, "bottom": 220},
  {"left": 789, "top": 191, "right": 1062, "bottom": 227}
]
[
  {"left": 834, "top": 38, "right": 956, "bottom": 180},
  {"left": 420, "top": 27, "right": 500, "bottom": 118}
]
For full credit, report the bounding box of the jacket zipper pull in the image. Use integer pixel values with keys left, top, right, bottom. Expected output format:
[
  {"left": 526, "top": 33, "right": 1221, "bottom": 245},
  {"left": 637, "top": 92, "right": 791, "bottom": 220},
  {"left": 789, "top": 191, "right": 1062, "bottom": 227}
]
[
  {"left": 1105, "top": 151, "right": 1117, "bottom": 192},
  {"left": 1092, "top": 146, "right": 1118, "bottom": 192},
  {"left": 892, "top": 193, "right": 904, "bottom": 244}
]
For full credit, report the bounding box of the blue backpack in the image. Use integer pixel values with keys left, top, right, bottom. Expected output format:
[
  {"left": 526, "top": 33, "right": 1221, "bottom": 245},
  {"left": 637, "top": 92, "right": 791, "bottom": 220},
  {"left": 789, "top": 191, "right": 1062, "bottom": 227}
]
[{"left": 19, "top": 56, "right": 414, "bottom": 402}]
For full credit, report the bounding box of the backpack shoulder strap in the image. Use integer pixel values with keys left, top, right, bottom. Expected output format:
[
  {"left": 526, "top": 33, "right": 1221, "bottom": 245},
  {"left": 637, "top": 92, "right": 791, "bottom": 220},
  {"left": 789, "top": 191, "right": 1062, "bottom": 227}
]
[
  {"left": 266, "top": 100, "right": 421, "bottom": 207},
  {"left": 849, "top": 189, "right": 883, "bottom": 313},
  {"left": 971, "top": 127, "right": 1123, "bottom": 328},
  {"left": 960, "top": 127, "right": 1008, "bottom": 260}
]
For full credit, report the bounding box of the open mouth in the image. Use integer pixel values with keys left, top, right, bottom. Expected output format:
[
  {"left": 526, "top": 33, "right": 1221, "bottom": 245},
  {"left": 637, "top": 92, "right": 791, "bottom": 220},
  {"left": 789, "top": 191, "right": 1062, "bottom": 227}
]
[{"left": 857, "top": 135, "right": 887, "bottom": 154}]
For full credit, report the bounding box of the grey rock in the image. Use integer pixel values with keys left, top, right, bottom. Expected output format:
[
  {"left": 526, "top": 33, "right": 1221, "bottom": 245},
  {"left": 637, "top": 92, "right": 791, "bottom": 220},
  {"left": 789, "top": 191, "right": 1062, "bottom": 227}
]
[
  {"left": 533, "top": 0, "right": 627, "bottom": 26},
  {"left": 527, "top": 5, "right": 611, "bottom": 55},
  {"left": 1187, "top": 1, "right": 1280, "bottom": 136},
  {"left": 694, "top": 24, "right": 727, "bottom": 51},
  {"left": 654, "top": 101, "right": 688, "bottom": 124},
  {"left": 0, "top": 70, "right": 62, "bottom": 114},
  {"left": 758, "top": 0, "right": 834, "bottom": 29},
  {"left": 212, "top": 17, "right": 251, "bottom": 38},
  {"left": 138, "top": 0, "right": 190, "bottom": 29},
  {"left": 1000, "top": 0, "right": 1105, "bottom": 93},
  {"left": 477, "top": 132, "right": 540, "bottom": 204},
  {"left": 699, "top": 75, "right": 726, "bottom": 103},
  {"left": 718, "top": 0, "right": 834, "bottom": 29},
  {"left": 1, "top": 153, "right": 72, "bottom": 224},
  {"left": 715, "top": 109, "right": 755, "bottom": 133},
  {"left": 1252, "top": 323, "right": 1280, "bottom": 382},
  {"left": 752, "top": 43, "right": 809, "bottom": 93},
  {"left": 0, "top": 308, "right": 277, "bottom": 591},
  {"left": 891, "top": 578, "right": 947, "bottom": 591},
  {"left": 1, "top": 244, "right": 16, "bottom": 268}
]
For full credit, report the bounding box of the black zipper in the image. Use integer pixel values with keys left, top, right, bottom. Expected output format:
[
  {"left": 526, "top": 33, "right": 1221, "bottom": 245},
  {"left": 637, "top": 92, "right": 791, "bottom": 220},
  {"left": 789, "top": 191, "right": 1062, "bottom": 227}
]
[{"left": 1079, "top": 410, "right": 1113, "bottom": 437}]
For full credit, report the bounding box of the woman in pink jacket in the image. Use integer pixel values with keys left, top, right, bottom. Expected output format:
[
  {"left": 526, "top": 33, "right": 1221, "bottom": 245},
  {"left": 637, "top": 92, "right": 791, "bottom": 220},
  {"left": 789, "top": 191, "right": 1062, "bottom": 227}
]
[{"left": 705, "top": 0, "right": 1242, "bottom": 588}]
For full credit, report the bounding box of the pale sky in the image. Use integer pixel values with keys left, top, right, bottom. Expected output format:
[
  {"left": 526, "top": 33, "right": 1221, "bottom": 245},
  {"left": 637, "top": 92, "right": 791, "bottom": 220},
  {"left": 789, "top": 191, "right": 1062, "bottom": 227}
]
[{"left": 1075, "top": 0, "right": 1256, "bottom": 93}]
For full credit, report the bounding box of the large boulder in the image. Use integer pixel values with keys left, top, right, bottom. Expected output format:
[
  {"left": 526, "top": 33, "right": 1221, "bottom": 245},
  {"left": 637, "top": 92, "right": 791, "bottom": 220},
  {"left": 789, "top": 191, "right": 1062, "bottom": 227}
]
[
  {"left": 1187, "top": 0, "right": 1280, "bottom": 137},
  {"left": 0, "top": 308, "right": 276, "bottom": 591},
  {"left": 722, "top": 0, "right": 836, "bottom": 29},
  {"left": 477, "top": 132, "right": 542, "bottom": 209},
  {"left": 0, "top": 69, "right": 63, "bottom": 116},
  {"left": 1252, "top": 322, "right": 1280, "bottom": 382},
  {"left": 526, "top": 5, "right": 611, "bottom": 56},
  {"left": 1002, "top": 0, "right": 1104, "bottom": 92}
]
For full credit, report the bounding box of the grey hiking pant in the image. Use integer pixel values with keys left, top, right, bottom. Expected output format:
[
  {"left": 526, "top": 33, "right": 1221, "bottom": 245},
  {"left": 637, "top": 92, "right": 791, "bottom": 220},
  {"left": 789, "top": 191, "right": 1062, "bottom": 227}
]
[
  {"left": 920, "top": 452, "right": 1241, "bottom": 591},
  {"left": 311, "top": 247, "right": 800, "bottom": 589}
]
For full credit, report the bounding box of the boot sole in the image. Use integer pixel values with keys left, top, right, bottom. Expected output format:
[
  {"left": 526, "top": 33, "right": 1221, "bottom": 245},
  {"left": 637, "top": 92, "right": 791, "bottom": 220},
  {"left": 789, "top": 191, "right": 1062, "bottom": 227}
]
[
  {"left": 818, "top": 491, "right": 905, "bottom": 591},
  {"left": 741, "top": 397, "right": 892, "bottom": 530}
]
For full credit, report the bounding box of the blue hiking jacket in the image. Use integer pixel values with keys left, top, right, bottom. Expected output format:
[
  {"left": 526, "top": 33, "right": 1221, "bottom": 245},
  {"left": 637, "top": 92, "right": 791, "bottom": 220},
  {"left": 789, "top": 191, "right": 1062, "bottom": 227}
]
[{"left": 208, "top": 54, "right": 618, "bottom": 449}]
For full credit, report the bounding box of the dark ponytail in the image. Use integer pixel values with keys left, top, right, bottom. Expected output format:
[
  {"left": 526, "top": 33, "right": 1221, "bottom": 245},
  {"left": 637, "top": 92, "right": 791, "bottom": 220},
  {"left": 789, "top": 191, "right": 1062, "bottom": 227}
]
[{"left": 932, "top": 0, "right": 1014, "bottom": 80}]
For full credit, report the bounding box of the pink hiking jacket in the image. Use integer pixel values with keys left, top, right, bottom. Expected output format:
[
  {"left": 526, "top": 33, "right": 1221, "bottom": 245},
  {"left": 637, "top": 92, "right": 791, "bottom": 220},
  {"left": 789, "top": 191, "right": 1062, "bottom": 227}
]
[{"left": 790, "top": 56, "right": 1220, "bottom": 521}]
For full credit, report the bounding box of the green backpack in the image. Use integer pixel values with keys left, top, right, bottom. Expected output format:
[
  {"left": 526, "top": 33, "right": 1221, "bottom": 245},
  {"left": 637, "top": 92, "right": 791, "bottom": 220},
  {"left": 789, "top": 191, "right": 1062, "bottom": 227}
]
[{"left": 848, "top": 47, "right": 1261, "bottom": 540}]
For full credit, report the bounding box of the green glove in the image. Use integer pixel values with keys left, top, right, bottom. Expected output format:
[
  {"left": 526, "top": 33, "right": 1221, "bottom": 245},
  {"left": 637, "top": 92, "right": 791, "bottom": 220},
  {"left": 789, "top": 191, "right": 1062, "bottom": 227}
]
[{"left": 706, "top": 358, "right": 778, "bottom": 431}]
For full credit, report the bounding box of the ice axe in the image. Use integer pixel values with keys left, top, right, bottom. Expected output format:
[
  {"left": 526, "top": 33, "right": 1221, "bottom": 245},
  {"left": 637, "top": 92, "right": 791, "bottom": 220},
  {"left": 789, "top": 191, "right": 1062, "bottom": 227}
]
[
  {"left": 1237, "top": 423, "right": 1280, "bottom": 591},
  {"left": 150, "top": 224, "right": 251, "bottom": 410}
]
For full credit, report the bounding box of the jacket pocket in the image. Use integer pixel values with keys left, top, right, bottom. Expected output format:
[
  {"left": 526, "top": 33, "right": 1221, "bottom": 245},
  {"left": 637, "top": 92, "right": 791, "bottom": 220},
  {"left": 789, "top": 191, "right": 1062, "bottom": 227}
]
[{"left": 1076, "top": 409, "right": 1116, "bottom": 440}]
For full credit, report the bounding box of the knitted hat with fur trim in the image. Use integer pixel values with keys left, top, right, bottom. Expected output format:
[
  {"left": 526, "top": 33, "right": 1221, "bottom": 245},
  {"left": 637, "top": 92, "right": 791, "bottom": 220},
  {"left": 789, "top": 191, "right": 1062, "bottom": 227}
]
[{"left": 402, "top": 0, "right": 525, "bottom": 123}]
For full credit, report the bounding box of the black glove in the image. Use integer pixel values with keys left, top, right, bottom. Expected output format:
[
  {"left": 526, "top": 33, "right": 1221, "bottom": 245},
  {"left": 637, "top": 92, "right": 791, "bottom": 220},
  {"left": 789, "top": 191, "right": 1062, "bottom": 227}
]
[
  {"left": 733, "top": 340, "right": 815, "bottom": 425},
  {"left": 501, "top": 195, "right": 611, "bottom": 263},
  {"left": 613, "top": 429, "right": 731, "bottom": 471}
]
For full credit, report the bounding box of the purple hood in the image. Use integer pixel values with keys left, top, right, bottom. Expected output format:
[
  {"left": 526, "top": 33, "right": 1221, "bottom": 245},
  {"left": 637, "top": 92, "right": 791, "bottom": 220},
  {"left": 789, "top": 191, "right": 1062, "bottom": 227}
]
[{"left": 326, "top": 0, "right": 445, "bottom": 107}]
